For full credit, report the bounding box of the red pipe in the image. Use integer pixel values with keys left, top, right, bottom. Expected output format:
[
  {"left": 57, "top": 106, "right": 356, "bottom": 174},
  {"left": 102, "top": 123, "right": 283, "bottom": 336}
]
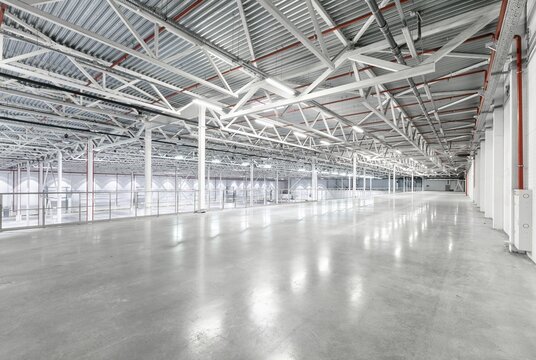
[
  {"left": 0, "top": 3, "right": 7, "bottom": 25},
  {"left": 477, "top": 0, "right": 508, "bottom": 114},
  {"left": 515, "top": 34, "right": 524, "bottom": 189}
]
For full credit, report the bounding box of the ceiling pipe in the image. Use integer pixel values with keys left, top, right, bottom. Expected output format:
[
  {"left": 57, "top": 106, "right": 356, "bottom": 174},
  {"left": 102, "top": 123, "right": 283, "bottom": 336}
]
[
  {"left": 363, "top": 0, "right": 448, "bottom": 165},
  {"left": 514, "top": 34, "right": 524, "bottom": 189},
  {"left": 477, "top": 0, "right": 508, "bottom": 114},
  {"left": 177, "top": 0, "right": 410, "bottom": 94}
]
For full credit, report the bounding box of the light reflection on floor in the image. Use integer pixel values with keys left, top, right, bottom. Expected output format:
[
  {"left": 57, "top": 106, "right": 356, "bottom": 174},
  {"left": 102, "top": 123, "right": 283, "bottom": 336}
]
[{"left": 1, "top": 192, "right": 535, "bottom": 359}]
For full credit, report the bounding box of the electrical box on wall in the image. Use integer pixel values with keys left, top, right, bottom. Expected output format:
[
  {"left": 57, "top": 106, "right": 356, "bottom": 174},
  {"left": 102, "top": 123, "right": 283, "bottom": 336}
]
[{"left": 512, "top": 190, "right": 532, "bottom": 252}]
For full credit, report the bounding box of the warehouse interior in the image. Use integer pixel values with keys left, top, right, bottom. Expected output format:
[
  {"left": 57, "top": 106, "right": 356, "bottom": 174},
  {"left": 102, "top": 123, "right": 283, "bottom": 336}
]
[{"left": 1, "top": 0, "right": 535, "bottom": 358}]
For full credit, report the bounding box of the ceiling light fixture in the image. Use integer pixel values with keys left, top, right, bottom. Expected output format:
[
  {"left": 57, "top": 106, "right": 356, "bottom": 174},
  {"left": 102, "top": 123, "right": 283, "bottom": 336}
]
[
  {"left": 293, "top": 131, "right": 307, "bottom": 139},
  {"left": 192, "top": 98, "right": 223, "bottom": 111},
  {"left": 255, "top": 119, "right": 275, "bottom": 127},
  {"left": 352, "top": 125, "right": 364, "bottom": 133},
  {"left": 265, "top": 77, "right": 295, "bottom": 96}
]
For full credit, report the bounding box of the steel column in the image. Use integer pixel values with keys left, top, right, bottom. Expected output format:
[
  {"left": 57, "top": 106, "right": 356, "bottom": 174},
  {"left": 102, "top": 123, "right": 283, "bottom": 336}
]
[
  {"left": 57, "top": 150, "right": 62, "bottom": 222},
  {"left": 38, "top": 161, "right": 43, "bottom": 226},
  {"left": 145, "top": 127, "right": 152, "bottom": 213},
  {"left": 15, "top": 164, "right": 20, "bottom": 222},
  {"left": 312, "top": 158, "right": 318, "bottom": 201},
  {"left": 25, "top": 161, "right": 30, "bottom": 224},
  {"left": 87, "top": 140, "right": 94, "bottom": 221},
  {"left": 249, "top": 163, "right": 254, "bottom": 206},
  {"left": 392, "top": 166, "right": 396, "bottom": 193},
  {"left": 197, "top": 105, "right": 206, "bottom": 212},
  {"left": 352, "top": 153, "right": 357, "bottom": 198}
]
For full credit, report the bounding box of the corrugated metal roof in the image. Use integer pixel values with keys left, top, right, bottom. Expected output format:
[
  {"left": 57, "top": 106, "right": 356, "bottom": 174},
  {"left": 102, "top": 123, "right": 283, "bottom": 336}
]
[{"left": 0, "top": 0, "right": 502, "bottom": 175}]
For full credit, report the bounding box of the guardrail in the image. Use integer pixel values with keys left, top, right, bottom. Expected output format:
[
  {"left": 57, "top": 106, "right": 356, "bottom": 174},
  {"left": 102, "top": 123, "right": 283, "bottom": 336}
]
[{"left": 0, "top": 188, "right": 375, "bottom": 231}]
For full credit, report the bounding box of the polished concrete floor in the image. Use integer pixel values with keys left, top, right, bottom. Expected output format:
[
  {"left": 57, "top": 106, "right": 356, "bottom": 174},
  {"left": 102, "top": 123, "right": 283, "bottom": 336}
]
[{"left": 1, "top": 192, "right": 535, "bottom": 359}]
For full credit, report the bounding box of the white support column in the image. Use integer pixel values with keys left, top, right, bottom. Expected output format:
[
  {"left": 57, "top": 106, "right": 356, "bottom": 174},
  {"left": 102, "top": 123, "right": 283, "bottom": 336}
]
[
  {"left": 479, "top": 140, "right": 486, "bottom": 211},
  {"left": 484, "top": 129, "right": 494, "bottom": 218},
  {"left": 57, "top": 151, "right": 62, "bottom": 222},
  {"left": 249, "top": 163, "right": 254, "bottom": 206},
  {"left": 15, "top": 164, "right": 21, "bottom": 222},
  {"left": 312, "top": 158, "right": 318, "bottom": 201},
  {"left": 197, "top": 106, "right": 206, "bottom": 212},
  {"left": 87, "top": 139, "right": 94, "bottom": 221},
  {"left": 502, "top": 64, "right": 515, "bottom": 236},
  {"left": 492, "top": 101, "right": 504, "bottom": 230},
  {"left": 393, "top": 166, "right": 396, "bottom": 193},
  {"left": 370, "top": 177, "right": 373, "bottom": 191},
  {"left": 352, "top": 153, "right": 357, "bottom": 198},
  {"left": 207, "top": 165, "right": 211, "bottom": 206},
  {"left": 25, "top": 163, "right": 30, "bottom": 221},
  {"left": 411, "top": 172, "right": 414, "bottom": 192},
  {"left": 388, "top": 173, "right": 391, "bottom": 193},
  {"left": 130, "top": 171, "right": 134, "bottom": 209},
  {"left": 38, "top": 161, "right": 43, "bottom": 226},
  {"left": 363, "top": 168, "right": 366, "bottom": 191},
  {"left": 275, "top": 170, "right": 279, "bottom": 204},
  {"left": 145, "top": 128, "right": 152, "bottom": 213},
  {"left": 474, "top": 151, "right": 480, "bottom": 205}
]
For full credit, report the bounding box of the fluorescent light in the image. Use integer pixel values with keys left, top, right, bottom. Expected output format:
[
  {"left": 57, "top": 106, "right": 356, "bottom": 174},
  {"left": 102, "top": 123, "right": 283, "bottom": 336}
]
[
  {"left": 211, "top": 159, "right": 221, "bottom": 163},
  {"left": 265, "top": 77, "right": 295, "bottom": 96},
  {"left": 320, "top": 140, "right": 330, "bottom": 145},
  {"left": 241, "top": 162, "right": 250, "bottom": 167},
  {"left": 293, "top": 131, "right": 307, "bottom": 139},
  {"left": 262, "top": 106, "right": 285, "bottom": 112},
  {"left": 395, "top": 149, "right": 402, "bottom": 154},
  {"left": 175, "top": 155, "right": 184, "bottom": 160},
  {"left": 352, "top": 125, "right": 364, "bottom": 133},
  {"left": 298, "top": 168, "right": 306, "bottom": 172},
  {"left": 259, "top": 164, "right": 272, "bottom": 169},
  {"left": 331, "top": 171, "right": 338, "bottom": 175},
  {"left": 255, "top": 119, "right": 275, "bottom": 127},
  {"left": 192, "top": 98, "right": 222, "bottom": 111}
]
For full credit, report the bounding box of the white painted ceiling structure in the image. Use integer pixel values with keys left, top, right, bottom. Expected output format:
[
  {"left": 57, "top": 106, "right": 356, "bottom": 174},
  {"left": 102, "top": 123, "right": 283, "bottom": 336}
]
[{"left": 0, "top": 0, "right": 517, "bottom": 177}]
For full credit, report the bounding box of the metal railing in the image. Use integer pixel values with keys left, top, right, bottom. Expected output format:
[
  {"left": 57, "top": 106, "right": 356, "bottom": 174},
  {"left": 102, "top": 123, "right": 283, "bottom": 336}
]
[{"left": 0, "top": 188, "right": 376, "bottom": 231}]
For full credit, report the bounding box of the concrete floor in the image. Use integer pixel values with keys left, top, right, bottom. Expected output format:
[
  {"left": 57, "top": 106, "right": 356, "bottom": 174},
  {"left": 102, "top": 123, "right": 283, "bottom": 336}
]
[{"left": 1, "top": 192, "right": 535, "bottom": 359}]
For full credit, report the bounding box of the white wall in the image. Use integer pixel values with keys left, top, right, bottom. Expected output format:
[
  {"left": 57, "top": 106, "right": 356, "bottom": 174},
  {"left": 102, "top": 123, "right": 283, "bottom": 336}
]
[
  {"left": 422, "top": 179, "right": 464, "bottom": 192},
  {"left": 467, "top": 159, "right": 474, "bottom": 200},
  {"left": 527, "top": 0, "right": 536, "bottom": 257},
  {"left": 474, "top": 150, "right": 480, "bottom": 206},
  {"left": 469, "top": 2, "right": 535, "bottom": 261},
  {"left": 492, "top": 99, "right": 504, "bottom": 230},
  {"left": 484, "top": 129, "right": 494, "bottom": 218}
]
